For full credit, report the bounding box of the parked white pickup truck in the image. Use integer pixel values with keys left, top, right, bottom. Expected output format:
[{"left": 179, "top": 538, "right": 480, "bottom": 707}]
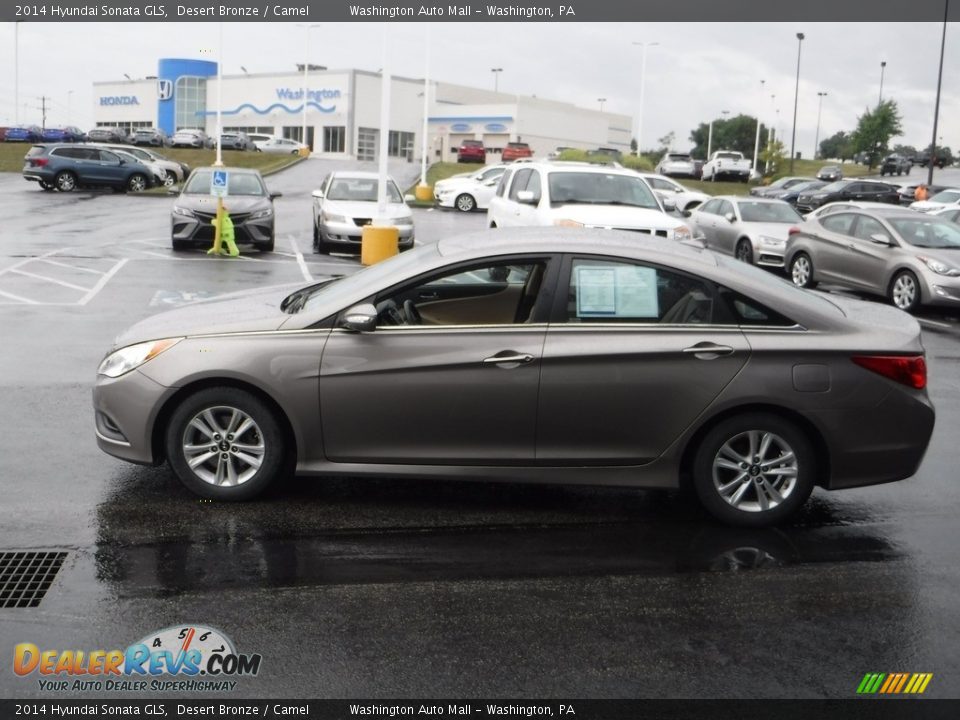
[{"left": 701, "top": 150, "right": 752, "bottom": 183}]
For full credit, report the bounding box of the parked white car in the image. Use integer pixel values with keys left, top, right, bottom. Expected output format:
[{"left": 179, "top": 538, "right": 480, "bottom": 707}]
[
  {"left": 636, "top": 173, "right": 711, "bottom": 213},
  {"left": 655, "top": 152, "right": 698, "bottom": 178},
  {"left": 258, "top": 137, "right": 307, "bottom": 155},
  {"left": 311, "top": 171, "right": 414, "bottom": 254},
  {"left": 487, "top": 161, "right": 691, "bottom": 240},
  {"left": 701, "top": 150, "right": 752, "bottom": 183},
  {"left": 685, "top": 196, "right": 803, "bottom": 268},
  {"left": 90, "top": 143, "right": 186, "bottom": 186},
  {"left": 910, "top": 188, "right": 960, "bottom": 213},
  {"left": 434, "top": 164, "right": 508, "bottom": 212}
]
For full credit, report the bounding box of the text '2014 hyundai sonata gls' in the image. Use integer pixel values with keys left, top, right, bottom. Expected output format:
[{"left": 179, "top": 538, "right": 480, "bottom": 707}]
[{"left": 93, "top": 228, "right": 935, "bottom": 526}]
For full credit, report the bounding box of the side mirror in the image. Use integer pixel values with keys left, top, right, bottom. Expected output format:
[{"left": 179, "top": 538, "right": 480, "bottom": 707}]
[
  {"left": 311, "top": 189, "right": 325, "bottom": 199},
  {"left": 341, "top": 303, "right": 378, "bottom": 332},
  {"left": 269, "top": 192, "right": 283, "bottom": 199},
  {"left": 516, "top": 190, "right": 538, "bottom": 204},
  {"left": 870, "top": 233, "right": 893, "bottom": 246},
  {"left": 682, "top": 209, "right": 692, "bottom": 218},
  {"left": 662, "top": 198, "right": 677, "bottom": 211},
  {"left": 724, "top": 212, "right": 736, "bottom": 223}
]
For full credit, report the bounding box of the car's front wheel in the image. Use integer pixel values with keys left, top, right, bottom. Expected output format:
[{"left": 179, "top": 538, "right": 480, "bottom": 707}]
[
  {"left": 789, "top": 252, "right": 817, "bottom": 288},
  {"left": 455, "top": 193, "right": 477, "bottom": 212},
  {"left": 692, "top": 413, "right": 816, "bottom": 526},
  {"left": 165, "top": 387, "right": 287, "bottom": 501},
  {"left": 127, "top": 173, "right": 148, "bottom": 193},
  {"left": 735, "top": 239, "right": 754, "bottom": 264},
  {"left": 164, "top": 171, "right": 177, "bottom": 187}
]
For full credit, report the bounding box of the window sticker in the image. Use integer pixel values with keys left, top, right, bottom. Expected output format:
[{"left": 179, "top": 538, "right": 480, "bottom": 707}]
[{"left": 575, "top": 265, "right": 659, "bottom": 318}]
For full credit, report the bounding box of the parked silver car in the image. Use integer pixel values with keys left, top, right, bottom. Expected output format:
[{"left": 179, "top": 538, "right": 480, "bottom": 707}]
[
  {"left": 93, "top": 228, "right": 935, "bottom": 526},
  {"left": 685, "top": 196, "right": 804, "bottom": 268},
  {"left": 786, "top": 207, "right": 960, "bottom": 311},
  {"left": 312, "top": 171, "right": 414, "bottom": 254}
]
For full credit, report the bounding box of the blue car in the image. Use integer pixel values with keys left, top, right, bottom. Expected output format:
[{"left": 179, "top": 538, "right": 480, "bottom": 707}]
[
  {"left": 41, "top": 126, "right": 85, "bottom": 143},
  {"left": 22, "top": 143, "right": 156, "bottom": 193},
  {"left": 4, "top": 125, "right": 43, "bottom": 142}
]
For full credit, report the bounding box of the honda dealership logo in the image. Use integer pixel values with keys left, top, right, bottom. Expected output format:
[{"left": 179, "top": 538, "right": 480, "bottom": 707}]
[{"left": 157, "top": 79, "right": 173, "bottom": 101}]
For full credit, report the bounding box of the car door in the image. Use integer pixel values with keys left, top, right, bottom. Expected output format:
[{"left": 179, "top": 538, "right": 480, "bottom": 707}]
[
  {"left": 807, "top": 213, "right": 859, "bottom": 284},
  {"left": 93, "top": 149, "right": 126, "bottom": 185},
  {"left": 496, "top": 168, "right": 537, "bottom": 227},
  {"left": 535, "top": 256, "right": 749, "bottom": 464},
  {"left": 690, "top": 199, "right": 722, "bottom": 247},
  {"left": 712, "top": 199, "right": 740, "bottom": 256},
  {"left": 319, "top": 255, "right": 558, "bottom": 464},
  {"left": 841, "top": 214, "right": 898, "bottom": 292}
]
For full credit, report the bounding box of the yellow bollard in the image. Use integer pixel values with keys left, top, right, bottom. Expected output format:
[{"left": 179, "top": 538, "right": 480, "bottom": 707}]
[
  {"left": 414, "top": 184, "right": 433, "bottom": 202},
  {"left": 360, "top": 225, "right": 399, "bottom": 266}
]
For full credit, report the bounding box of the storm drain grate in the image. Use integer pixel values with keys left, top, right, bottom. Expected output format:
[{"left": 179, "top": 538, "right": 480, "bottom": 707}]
[{"left": 0, "top": 552, "right": 67, "bottom": 608}]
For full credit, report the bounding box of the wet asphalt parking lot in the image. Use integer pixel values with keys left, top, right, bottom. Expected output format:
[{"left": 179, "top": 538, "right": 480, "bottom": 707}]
[{"left": 1, "top": 158, "right": 960, "bottom": 699}]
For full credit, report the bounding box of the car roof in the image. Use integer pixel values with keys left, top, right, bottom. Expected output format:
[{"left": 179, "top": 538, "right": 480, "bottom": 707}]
[
  {"left": 519, "top": 161, "right": 639, "bottom": 176},
  {"left": 437, "top": 227, "right": 718, "bottom": 267}
]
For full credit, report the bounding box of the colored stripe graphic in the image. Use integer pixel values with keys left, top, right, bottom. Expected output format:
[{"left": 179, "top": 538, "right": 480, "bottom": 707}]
[{"left": 857, "top": 672, "right": 932, "bottom": 694}]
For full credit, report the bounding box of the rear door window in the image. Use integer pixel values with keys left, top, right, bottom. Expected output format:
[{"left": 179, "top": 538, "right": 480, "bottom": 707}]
[{"left": 821, "top": 213, "right": 856, "bottom": 235}]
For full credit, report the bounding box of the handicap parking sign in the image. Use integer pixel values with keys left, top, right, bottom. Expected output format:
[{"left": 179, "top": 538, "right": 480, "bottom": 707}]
[{"left": 210, "top": 169, "right": 229, "bottom": 197}]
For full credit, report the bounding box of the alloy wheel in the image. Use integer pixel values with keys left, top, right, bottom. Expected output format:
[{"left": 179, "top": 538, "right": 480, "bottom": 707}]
[
  {"left": 711, "top": 430, "right": 799, "bottom": 513},
  {"left": 791, "top": 255, "right": 811, "bottom": 287},
  {"left": 181, "top": 406, "right": 266, "bottom": 487},
  {"left": 892, "top": 273, "right": 918, "bottom": 311}
]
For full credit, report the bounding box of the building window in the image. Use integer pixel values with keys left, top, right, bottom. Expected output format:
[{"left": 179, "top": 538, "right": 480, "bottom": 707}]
[
  {"left": 323, "top": 126, "right": 346, "bottom": 153},
  {"left": 388, "top": 130, "right": 415, "bottom": 158},
  {"left": 282, "top": 126, "right": 315, "bottom": 148},
  {"left": 175, "top": 76, "right": 207, "bottom": 131},
  {"left": 224, "top": 126, "right": 275, "bottom": 134},
  {"left": 357, "top": 127, "right": 378, "bottom": 162}
]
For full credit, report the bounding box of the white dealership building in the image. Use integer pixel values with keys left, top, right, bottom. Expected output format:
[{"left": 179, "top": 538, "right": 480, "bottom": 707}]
[{"left": 91, "top": 58, "right": 632, "bottom": 163}]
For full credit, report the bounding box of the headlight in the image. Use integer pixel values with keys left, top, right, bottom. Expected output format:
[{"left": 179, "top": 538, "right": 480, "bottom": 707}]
[
  {"left": 321, "top": 210, "right": 347, "bottom": 224},
  {"left": 673, "top": 225, "right": 692, "bottom": 241},
  {"left": 391, "top": 216, "right": 414, "bottom": 226},
  {"left": 920, "top": 256, "right": 960, "bottom": 276},
  {"left": 759, "top": 235, "right": 785, "bottom": 247},
  {"left": 172, "top": 205, "right": 195, "bottom": 218},
  {"left": 97, "top": 338, "right": 183, "bottom": 378},
  {"left": 249, "top": 207, "right": 274, "bottom": 220}
]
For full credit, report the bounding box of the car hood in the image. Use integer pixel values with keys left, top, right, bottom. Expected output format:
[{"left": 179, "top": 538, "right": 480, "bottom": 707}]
[
  {"left": 550, "top": 205, "right": 681, "bottom": 229},
  {"left": 435, "top": 177, "right": 482, "bottom": 190},
  {"left": 111, "top": 283, "right": 303, "bottom": 348},
  {"left": 175, "top": 194, "right": 271, "bottom": 213},
  {"left": 910, "top": 201, "right": 948, "bottom": 211},
  {"left": 323, "top": 199, "right": 411, "bottom": 220}
]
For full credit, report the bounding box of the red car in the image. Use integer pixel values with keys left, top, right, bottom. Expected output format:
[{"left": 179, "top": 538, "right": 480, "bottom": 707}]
[
  {"left": 502, "top": 142, "right": 533, "bottom": 162},
  {"left": 457, "top": 139, "right": 486, "bottom": 164}
]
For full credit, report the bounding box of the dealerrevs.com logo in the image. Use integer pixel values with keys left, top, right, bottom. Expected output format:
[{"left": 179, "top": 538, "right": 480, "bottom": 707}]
[{"left": 14, "top": 625, "right": 262, "bottom": 692}]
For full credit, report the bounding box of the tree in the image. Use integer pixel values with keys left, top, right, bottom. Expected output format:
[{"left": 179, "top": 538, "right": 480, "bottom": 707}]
[
  {"left": 760, "top": 139, "right": 787, "bottom": 177},
  {"left": 689, "top": 114, "right": 768, "bottom": 161},
  {"left": 819, "top": 131, "right": 854, "bottom": 161},
  {"left": 851, "top": 100, "right": 903, "bottom": 169}
]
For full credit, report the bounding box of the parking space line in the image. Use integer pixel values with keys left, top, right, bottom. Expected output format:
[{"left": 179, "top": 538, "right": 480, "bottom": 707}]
[
  {"left": 0, "top": 289, "right": 40, "bottom": 305},
  {"left": 9, "top": 268, "right": 93, "bottom": 293},
  {"left": 139, "top": 250, "right": 185, "bottom": 260},
  {"left": 0, "top": 247, "right": 72, "bottom": 277},
  {"left": 79, "top": 259, "right": 129, "bottom": 306},
  {"left": 39, "top": 259, "right": 106, "bottom": 275},
  {"left": 288, "top": 235, "right": 313, "bottom": 283}
]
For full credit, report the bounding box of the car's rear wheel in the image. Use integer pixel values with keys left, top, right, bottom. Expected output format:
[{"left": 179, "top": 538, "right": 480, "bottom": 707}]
[
  {"left": 127, "top": 173, "right": 148, "bottom": 193},
  {"left": 55, "top": 171, "right": 77, "bottom": 192},
  {"left": 790, "top": 253, "right": 816, "bottom": 288},
  {"left": 165, "top": 387, "right": 287, "bottom": 501},
  {"left": 890, "top": 270, "right": 921, "bottom": 312},
  {"left": 455, "top": 193, "right": 477, "bottom": 212},
  {"left": 692, "top": 413, "right": 816, "bottom": 526},
  {"left": 735, "top": 239, "right": 754, "bottom": 264}
]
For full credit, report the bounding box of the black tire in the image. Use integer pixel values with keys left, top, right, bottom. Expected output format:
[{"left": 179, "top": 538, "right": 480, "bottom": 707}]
[
  {"left": 735, "top": 239, "right": 754, "bottom": 265},
  {"left": 171, "top": 238, "right": 189, "bottom": 251},
  {"left": 454, "top": 193, "right": 477, "bottom": 212},
  {"left": 889, "top": 270, "right": 921, "bottom": 313},
  {"left": 165, "top": 387, "right": 287, "bottom": 501},
  {"left": 55, "top": 171, "right": 77, "bottom": 192},
  {"left": 789, "top": 252, "right": 817, "bottom": 289},
  {"left": 692, "top": 412, "right": 816, "bottom": 526},
  {"left": 164, "top": 170, "right": 178, "bottom": 187},
  {"left": 127, "top": 173, "right": 148, "bottom": 193}
]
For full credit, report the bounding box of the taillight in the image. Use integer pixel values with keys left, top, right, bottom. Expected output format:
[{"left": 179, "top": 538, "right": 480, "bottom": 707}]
[
  {"left": 32, "top": 158, "right": 48, "bottom": 167},
  {"left": 852, "top": 355, "right": 927, "bottom": 389}
]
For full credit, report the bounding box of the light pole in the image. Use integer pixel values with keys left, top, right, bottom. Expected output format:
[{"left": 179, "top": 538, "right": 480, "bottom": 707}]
[
  {"left": 297, "top": 23, "right": 321, "bottom": 151},
  {"left": 14, "top": 22, "right": 19, "bottom": 126},
  {"left": 767, "top": 93, "right": 776, "bottom": 165},
  {"left": 215, "top": 22, "right": 223, "bottom": 167},
  {"left": 927, "top": 0, "right": 948, "bottom": 186},
  {"left": 632, "top": 41, "right": 659, "bottom": 157},
  {"left": 598, "top": 98, "right": 606, "bottom": 112},
  {"left": 789, "top": 32, "right": 805, "bottom": 173},
  {"left": 878, "top": 60, "right": 887, "bottom": 104},
  {"left": 752, "top": 79, "right": 765, "bottom": 173},
  {"left": 491, "top": 68, "right": 502, "bottom": 92},
  {"left": 814, "top": 91, "right": 827, "bottom": 159},
  {"left": 418, "top": 26, "right": 431, "bottom": 193},
  {"left": 706, "top": 110, "right": 729, "bottom": 159}
]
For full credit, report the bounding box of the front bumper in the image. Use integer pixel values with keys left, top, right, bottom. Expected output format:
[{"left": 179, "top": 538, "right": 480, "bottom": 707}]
[
  {"left": 319, "top": 219, "right": 415, "bottom": 250},
  {"left": 172, "top": 212, "right": 275, "bottom": 246},
  {"left": 93, "top": 369, "right": 176, "bottom": 465}
]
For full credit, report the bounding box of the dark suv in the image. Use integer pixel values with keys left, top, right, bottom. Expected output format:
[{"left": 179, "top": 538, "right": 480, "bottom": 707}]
[
  {"left": 795, "top": 179, "right": 900, "bottom": 213},
  {"left": 880, "top": 154, "right": 911, "bottom": 176},
  {"left": 22, "top": 144, "right": 156, "bottom": 192},
  {"left": 457, "top": 140, "right": 486, "bottom": 164}
]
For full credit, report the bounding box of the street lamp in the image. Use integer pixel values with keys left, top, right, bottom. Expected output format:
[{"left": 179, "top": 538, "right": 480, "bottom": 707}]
[
  {"left": 297, "top": 23, "right": 321, "bottom": 151},
  {"left": 878, "top": 60, "right": 887, "bottom": 104},
  {"left": 927, "top": 0, "right": 949, "bottom": 186},
  {"left": 632, "top": 41, "right": 659, "bottom": 158},
  {"left": 14, "top": 22, "right": 19, "bottom": 126},
  {"left": 752, "top": 79, "right": 765, "bottom": 173},
  {"left": 598, "top": 98, "right": 606, "bottom": 112},
  {"left": 706, "top": 110, "right": 729, "bottom": 159},
  {"left": 814, "top": 91, "right": 828, "bottom": 159},
  {"left": 491, "top": 68, "right": 503, "bottom": 92},
  {"left": 789, "top": 32, "right": 805, "bottom": 173}
]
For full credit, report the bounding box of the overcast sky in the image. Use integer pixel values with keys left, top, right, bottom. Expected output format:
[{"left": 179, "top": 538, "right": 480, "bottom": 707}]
[{"left": 2, "top": 21, "right": 957, "bottom": 155}]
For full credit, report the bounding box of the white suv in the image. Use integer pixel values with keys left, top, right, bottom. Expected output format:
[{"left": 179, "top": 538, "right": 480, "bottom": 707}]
[{"left": 486, "top": 162, "right": 692, "bottom": 241}]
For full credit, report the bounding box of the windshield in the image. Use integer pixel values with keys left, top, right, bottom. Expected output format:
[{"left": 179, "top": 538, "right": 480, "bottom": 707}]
[
  {"left": 667, "top": 154, "right": 690, "bottom": 161},
  {"left": 929, "top": 190, "right": 960, "bottom": 204},
  {"left": 547, "top": 171, "right": 660, "bottom": 209},
  {"left": 716, "top": 153, "right": 742, "bottom": 160},
  {"left": 184, "top": 170, "right": 265, "bottom": 196},
  {"left": 326, "top": 178, "right": 402, "bottom": 203},
  {"left": 737, "top": 202, "right": 803, "bottom": 223},
  {"left": 888, "top": 217, "right": 960, "bottom": 249}
]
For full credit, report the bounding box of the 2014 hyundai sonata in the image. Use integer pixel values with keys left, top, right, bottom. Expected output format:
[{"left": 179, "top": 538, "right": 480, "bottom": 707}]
[{"left": 94, "top": 228, "right": 935, "bottom": 526}]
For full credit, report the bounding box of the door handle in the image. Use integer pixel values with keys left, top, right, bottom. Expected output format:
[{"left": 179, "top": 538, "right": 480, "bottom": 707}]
[
  {"left": 482, "top": 353, "right": 534, "bottom": 365},
  {"left": 682, "top": 343, "right": 734, "bottom": 358},
  {"left": 418, "top": 291, "right": 439, "bottom": 300}
]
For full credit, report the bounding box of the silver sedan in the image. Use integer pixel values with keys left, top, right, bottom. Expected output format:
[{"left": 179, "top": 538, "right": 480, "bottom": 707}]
[
  {"left": 686, "top": 196, "right": 804, "bottom": 268},
  {"left": 785, "top": 207, "right": 960, "bottom": 312},
  {"left": 93, "top": 228, "right": 934, "bottom": 526}
]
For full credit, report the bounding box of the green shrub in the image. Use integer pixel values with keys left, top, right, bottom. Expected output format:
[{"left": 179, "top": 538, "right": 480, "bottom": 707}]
[{"left": 556, "top": 149, "right": 654, "bottom": 172}]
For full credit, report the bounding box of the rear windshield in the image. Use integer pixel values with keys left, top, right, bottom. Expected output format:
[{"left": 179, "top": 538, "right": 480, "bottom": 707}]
[
  {"left": 737, "top": 202, "right": 803, "bottom": 223},
  {"left": 25, "top": 146, "right": 46, "bottom": 158},
  {"left": 667, "top": 154, "right": 691, "bottom": 161},
  {"left": 507, "top": 143, "right": 529, "bottom": 149},
  {"left": 461, "top": 141, "right": 483, "bottom": 147}
]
